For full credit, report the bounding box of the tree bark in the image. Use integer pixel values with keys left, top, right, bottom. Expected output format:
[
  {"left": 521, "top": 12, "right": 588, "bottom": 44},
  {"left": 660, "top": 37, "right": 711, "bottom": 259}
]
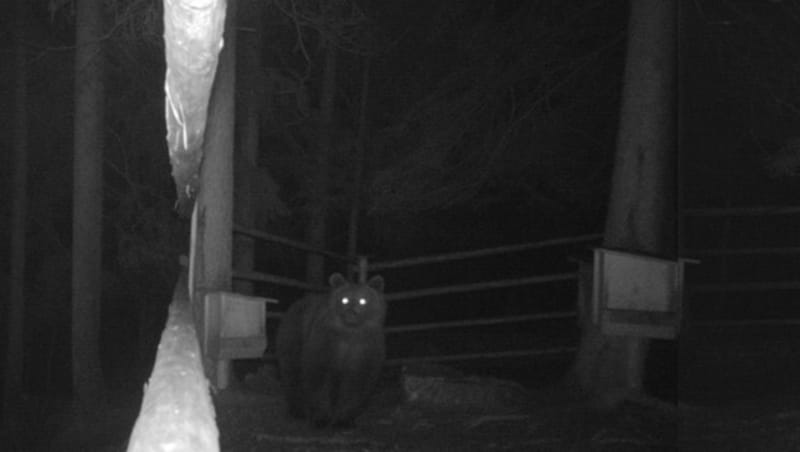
[
  {"left": 3, "top": 0, "right": 29, "bottom": 429},
  {"left": 569, "top": 0, "right": 675, "bottom": 410},
  {"left": 347, "top": 58, "right": 371, "bottom": 270},
  {"left": 305, "top": 38, "right": 338, "bottom": 285},
  {"left": 72, "top": 0, "right": 106, "bottom": 404}
]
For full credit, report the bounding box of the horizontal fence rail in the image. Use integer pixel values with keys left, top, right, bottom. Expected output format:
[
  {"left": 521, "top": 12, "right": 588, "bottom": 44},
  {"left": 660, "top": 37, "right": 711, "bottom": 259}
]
[
  {"left": 384, "top": 311, "right": 576, "bottom": 334},
  {"left": 683, "top": 205, "right": 800, "bottom": 217},
  {"left": 692, "top": 319, "right": 800, "bottom": 327},
  {"left": 690, "top": 281, "right": 800, "bottom": 293},
  {"left": 384, "top": 273, "right": 578, "bottom": 302},
  {"left": 234, "top": 224, "right": 350, "bottom": 261},
  {"left": 385, "top": 347, "right": 578, "bottom": 366},
  {"left": 232, "top": 269, "right": 326, "bottom": 292},
  {"left": 685, "top": 246, "right": 800, "bottom": 256},
  {"left": 369, "top": 233, "right": 602, "bottom": 271},
  {"left": 682, "top": 204, "right": 800, "bottom": 329}
]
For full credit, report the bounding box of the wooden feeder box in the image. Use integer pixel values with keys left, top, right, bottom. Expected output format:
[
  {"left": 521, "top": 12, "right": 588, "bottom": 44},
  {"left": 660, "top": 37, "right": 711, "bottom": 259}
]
[
  {"left": 203, "top": 292, "right": 277, "bottom": 360},
  {"left": 592, "top": 248, "right": 693, "bottom": 339}
]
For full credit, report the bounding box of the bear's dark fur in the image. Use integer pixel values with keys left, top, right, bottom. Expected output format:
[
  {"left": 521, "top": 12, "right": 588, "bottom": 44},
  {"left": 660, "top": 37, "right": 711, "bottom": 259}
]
[{"left": 275, "top": 273, "right": 386, "bottom": 427}]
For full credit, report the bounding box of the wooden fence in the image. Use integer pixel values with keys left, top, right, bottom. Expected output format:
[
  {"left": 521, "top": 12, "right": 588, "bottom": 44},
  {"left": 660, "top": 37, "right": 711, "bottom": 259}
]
[
  {"left": 231, "top": 230, "right": 602, "bottom": 366},
  {"left": 682, "top": 205, "right": 800, "bottom": 328},
  {"left": 126, "top": 229, "right": 601, "bottom": 450}
]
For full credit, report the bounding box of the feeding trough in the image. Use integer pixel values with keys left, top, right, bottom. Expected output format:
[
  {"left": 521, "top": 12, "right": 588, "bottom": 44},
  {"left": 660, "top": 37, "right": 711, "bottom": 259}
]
[{"left": 591, "top": 248, "right": 695, "bottom": 339}]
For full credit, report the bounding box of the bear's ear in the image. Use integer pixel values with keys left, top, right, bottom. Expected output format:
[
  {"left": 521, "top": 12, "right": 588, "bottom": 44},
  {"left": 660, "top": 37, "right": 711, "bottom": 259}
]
[
  {"left": 329, "top": 273, "right": 347, "bottom": 288},
  {"left": 367, "top": 275, "right": 384, "bottom": 293}
]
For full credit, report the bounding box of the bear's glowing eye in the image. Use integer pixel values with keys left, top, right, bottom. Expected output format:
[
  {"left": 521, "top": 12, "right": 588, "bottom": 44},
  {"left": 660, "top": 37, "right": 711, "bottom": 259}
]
[
  {"left": 341, "top": 297, "right": 349, "bottom": 305},
  {"left": 359, "top": 298, "right": 367, "bottom": 305}
]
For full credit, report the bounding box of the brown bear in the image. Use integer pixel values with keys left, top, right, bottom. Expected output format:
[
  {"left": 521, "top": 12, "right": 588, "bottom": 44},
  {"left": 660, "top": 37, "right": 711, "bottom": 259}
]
[{"left": 276, "top": 273, "right": 386, "bottom": 427}]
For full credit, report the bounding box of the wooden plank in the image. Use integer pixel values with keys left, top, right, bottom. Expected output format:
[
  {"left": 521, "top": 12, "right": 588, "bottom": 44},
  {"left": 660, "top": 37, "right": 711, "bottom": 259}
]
[
  {"left": 232, "top": 269, "right": 327, "bottom": 292},
  {"left": 384, "top": 347, "right": 577, "bottom": 366},
  {"left": 692, "top": 319, "right": 800, "bottom": 327},
  {"left": 690, "top": 281, "right": 800, "bottom": 293},
  {"left": 369, "top": 234, "right": 602, "bottom": 271},
  {"left": 233, "top": 224, "right": 349, "bottom": 261},
  {"left": 683, "top": 205, "right": 800, "bottom": 217},
  {"left": 385, "top": 311, "right": 576, "bottom": 334},
  {"left": 684, "top": 246, "right": 800, "bottom": 256},
  {"left": 385, "top": 273, "right": 578, "bottom": 301}
]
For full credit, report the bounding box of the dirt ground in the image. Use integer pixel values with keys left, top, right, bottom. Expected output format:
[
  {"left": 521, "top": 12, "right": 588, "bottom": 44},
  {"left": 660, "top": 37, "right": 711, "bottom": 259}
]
[
  {"left": 215, "top": 379, "right": 800, "bottom": 452},
  {"left": 7, "top": 367, "right": 800, "bottom": 451},
  {"left": 214, "top": 368, "right": 678, "bottom": 452}
]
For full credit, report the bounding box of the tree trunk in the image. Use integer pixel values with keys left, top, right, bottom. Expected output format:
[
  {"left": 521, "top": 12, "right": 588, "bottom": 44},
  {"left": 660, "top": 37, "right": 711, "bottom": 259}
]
[
  {"left": 233, "top": 0, "right": 263, "bottom": 295},
  {"left": 3, "top": 0, "right": 29, "bottom": 429},
  {"left": 72, "top": 0, "right": 106, "bottom": 404},
  {"left": 197, "top": 0, "right": 236, "bottom": 384},
  {"left": 305, "top": 39, "right": 338, "bottom": 285},
  {"left": 569, "top": 0, "right": 675, "bottom": 410},
  {"left": 347, "top": 58, "right": 371, "bottom": 272}
]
